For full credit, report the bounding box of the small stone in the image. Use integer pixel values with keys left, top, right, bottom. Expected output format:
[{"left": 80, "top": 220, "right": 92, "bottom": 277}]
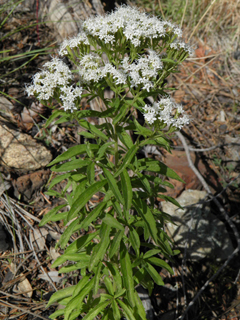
[{"left": 0, "top": 122, "right": 52, "bottom": 171}]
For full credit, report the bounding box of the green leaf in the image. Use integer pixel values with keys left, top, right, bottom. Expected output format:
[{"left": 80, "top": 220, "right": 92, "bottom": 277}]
[
  {"left": 129, "top": 226, "right": 140, "bottom": 256},
  {"left": 44, "top": 110, "right": 66, "bottom": 128},
  {"left": 51, "top": 159, "right": 91, "bottom": 172},
  {"left": 133, "top": 291, "right": 147, "bottom": 320},
  {"left": 48, "top": 309, "right": 65, "bottom": 319},
  {"left": 82, "top": 300, "right": 111, "bottom": 320},
  {"left": 103, "top": 167, "right": 124, "bottom": 205},
  {"left": 146, "top": 257, "right": 173, "bottom": 275},
  {"left": 120, "top": 169, "right": 132, "bottom": 212},
  {"left": 114, "top": 144, "right": 138, "bottom": 178},
  {"left": 51, "top": 252, "right": 90, "bottom": 268},
  {"left": 116, "top": 126, "right": 133, "bottom": 149},
  {"left": 64, "top": 277, "right": 94, "bottom": 320},
  {"left": 102, "top": 214, "right": 124, "bottom": 231},
  {"left": 96, "top": 141, "right": 114, "bottom": 160},
  {"left": 65, "top": 231, "right": 99, "bottom": 254},
  {"left": 145, "top": 262, "right": 164, "bottom": 285},
  {"left": 48, "top": 173, "right": 71, "bottom": 190},
  {"left": 39, "top": 204, "right": 67, "bottom": 226},
  {"left": 80, "top": 202, "right": 106, "bottom": 229},
  {"left": 138, "top": 159, "right": 184, "bottom": 183},
  {"left": 89, "top": 223, "right": 111, "bottom": 271},
  {"left": 120, "top": 241, "right": 135, "bottom": 308},
  {"left": 108, "top": 230, "right": 124, "bottom": 259},
  {"left": 112, "top": 103, "right": 129, "bottom": 125},
  {"left": 59, "top": 217, "right": 81, "bottom": 249},
  {"left": 104, "top": 276, "right": 114, "bottom": 296},
  {"left": 143, "top": 249, "right": 162, "bottom": 259},
  {"left": 78, "top": 131, "right": 95, "bottom": 139},
  {"left": 133, "top": 118, "right": 153, "bottom": 137},
  {"left": 79, "top": 119, "right": 108, "bottom": 141},
  {"left": 48, "top": 144, "right": 87, "bottom": 166},
  {"left": 46, "top": 285, "right": 76, "bottom": 307},
  {"left": 87, "top": 162, "right": 95, "bottom": 184},
  {"left": 133, "top": 197, "right": 158, "bottom": 243},
  {"left": 59, "top": 258, "right": 91, "bottom": 273},
  {"left": 105, "top": 262, "right": 123, "bottom": 292},
  {"left": 67, "top": 180, "right": 107, "bottom": 221},
  {"left": 117, "top": 299, "right": 136, "bottom": 320},
  {"left": 93, "top": 263, "right": 103, "bottom": 295},
  {"left": 112, "top": 300, "right": 121, "bottom": 320}
]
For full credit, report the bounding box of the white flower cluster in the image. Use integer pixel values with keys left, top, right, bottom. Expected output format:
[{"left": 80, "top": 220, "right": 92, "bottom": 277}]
[
  {"left": 143, "top": 97, "right": 189, "bottom": 128},
  {"left": 82, "top": 6, "right": 184, "bottom": 48},
  {"left": 170, "top": 40, "right": 193, "bottom": 55},
  {"left": 122, "top": 50, "right": 163, "bottom": 91},
  {"left": 59, "top": 32, "right": 90, "bottom": 56},
  {"left": 26, "top": 58, "right": 82, "bottom": 112},
  {"left": 78, "top": 54, "right": 127, "bottom": 85}
]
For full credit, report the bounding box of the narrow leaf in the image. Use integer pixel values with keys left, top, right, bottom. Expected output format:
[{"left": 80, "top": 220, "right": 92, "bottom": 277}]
[
  {"left": 103, "top": 168, "right": 124, "bottom": 205},
  {"left": 108, "top": 230, "right": 124, "bottom": 259},
  {"left": 120, "top": 241, "right": 135, "bottom": 308},
  {"left": 67, "top": 180, "right": 107, "bottom": 221},
  {"left": 145, "top": 262, "right": 164, "bottom": 286},
  {"left": 102, "top": 214, "right": 124, "bottom": 231},
  {"left": 120, "top": 169, "right": 132, "bottom": 212},
  {"left": 82, "top": 300, "right": 111, "bottom": 320}
]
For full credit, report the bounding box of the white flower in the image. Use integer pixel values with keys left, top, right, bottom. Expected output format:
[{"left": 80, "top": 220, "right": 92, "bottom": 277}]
[
  {"left": 122, "top": 50, "right": 163, "bottom": 91},
  {"left": 143, "top": 97, "right": 189, "bottom": 128},
  {"left": 59, "top": 32, "right": 90, "bottom": 56}
]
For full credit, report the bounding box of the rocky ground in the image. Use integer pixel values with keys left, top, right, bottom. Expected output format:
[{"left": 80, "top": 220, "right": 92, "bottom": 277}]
[{"left": 0, "top": 0, "right": 240, "bottom": 319}]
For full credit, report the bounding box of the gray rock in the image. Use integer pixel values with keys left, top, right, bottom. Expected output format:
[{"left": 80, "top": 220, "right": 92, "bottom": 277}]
[
  {"left": 0, "top": 122, "right": 52, "bottom": 171},
  {"left": 162, "top": 189, "right": 234, "bottom": 261},
  {"left": 136, "top": 286, "right": 154, "bottom": 320}
]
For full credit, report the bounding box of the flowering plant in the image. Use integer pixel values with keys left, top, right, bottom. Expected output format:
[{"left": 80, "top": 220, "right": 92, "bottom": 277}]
[{"left": 27, "top": 6, "right": 191, "bottom": 320}]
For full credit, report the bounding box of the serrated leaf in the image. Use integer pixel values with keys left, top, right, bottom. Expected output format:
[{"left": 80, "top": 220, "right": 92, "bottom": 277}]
[
  {"left": 120, "top": 241, "right": 135, "bottom": 308},
  {"left": 67, "top": 180, "right": 107, "bottom": 221},
  {"left": 120, "top": 169, "right": 132, "bottom": 212}
]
